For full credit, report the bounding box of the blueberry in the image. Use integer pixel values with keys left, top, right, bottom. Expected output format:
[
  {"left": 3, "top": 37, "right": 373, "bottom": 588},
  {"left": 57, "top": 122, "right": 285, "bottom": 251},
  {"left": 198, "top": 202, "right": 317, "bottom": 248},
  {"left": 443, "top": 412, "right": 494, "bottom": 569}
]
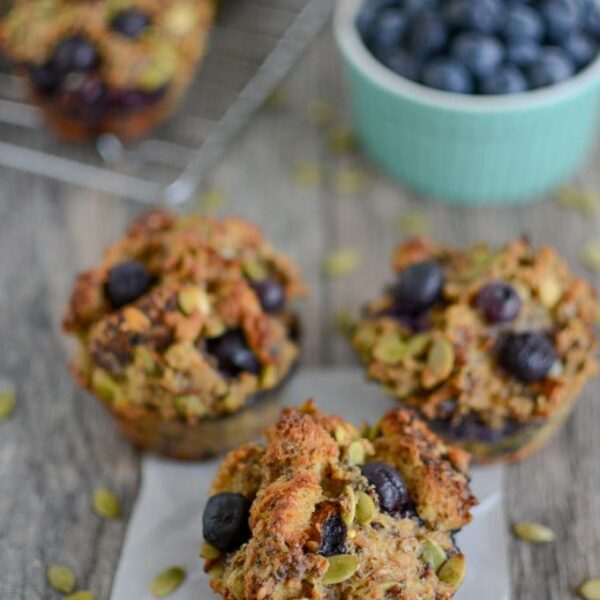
[
  {"left": 380, "top": 49, "right": 421, "bottom": 79},
  {"left": 206, "top": 330, "right": 261, "bottom": 377},
  {"left": 360, "top": 462, "right": 410, "bottom": 514},
  {"left": 251, "top": 279, "right": 286, "bottom": 313},
  {"left": 318, "top": 514, "right": 347, "bottom": 556},
  {"left": 451, "top": 32, "right": 505, "bottom": 78},
  {"left": 106, "top": 87, "right": 167, "bottom": 111},
  {"left": 370, "top": 9, "right": 408, "bottom": 56},
  {"left": 28, "top": 64, "right": 63, "bottom": 96},
  {"left": 50, "top": 36, "right": 99, "bottom": 73},
  {"left": 61, "top": 74, "right": 106, "bottom": 107},
  {"left": 480, "top": 66, "right": 529, "bottom": 94},
  {"left": 401, "top": 0, "right": 439, "bottom": 16},
  {"left": 504, "top": 5, "right": 545, "bottom": 41},
  {"left": 445, "top": 0, "right": 505, "bottom": 33},
  {"left": 203, "top": 493, "right": 251, "bottom": 552},
  {"left": 111, "top": 8, "right": 151, "bottom": 39},
  {"left": 475, "top": 282, "right": 522, "bottom": 322},
  {"left": 528, "top": 47, "right": 576, "bottom": 88},
  {"left": 498, "top": 332, "right": 557, "bottom": 382},
  {"left": 408, "top": 13, "right": 448, "bottom": 58},
  {"left": 105, "top": 260, "right": 153, "bottom": 309},
  {"left": 507, "top": 39, "right": 542, "bottom": 67},
  {"left": 563, "top": 33, "right": 598, "bottom": 68},
  {"left": 356, "top": 0, "right": 399, "bottom": 43},
  {"left": 586, "top": 2, "right": 600, "bottom": 36},
  {"left": 422, "top": 57, "right": 474, "bottom": 93},
  {"left": 541, "top": 0, "right": 584, "bottom": 41},
  {"left": 393, "top": 260, "right": 445, "bottom": 313}
]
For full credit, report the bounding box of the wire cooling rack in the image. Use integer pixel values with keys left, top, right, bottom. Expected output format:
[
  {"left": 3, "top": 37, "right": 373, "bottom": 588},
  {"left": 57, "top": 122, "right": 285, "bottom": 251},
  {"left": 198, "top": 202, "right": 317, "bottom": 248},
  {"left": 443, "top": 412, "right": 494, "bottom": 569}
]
[{"left": 0, "top": 0, "right": 334, "bottom": 204}]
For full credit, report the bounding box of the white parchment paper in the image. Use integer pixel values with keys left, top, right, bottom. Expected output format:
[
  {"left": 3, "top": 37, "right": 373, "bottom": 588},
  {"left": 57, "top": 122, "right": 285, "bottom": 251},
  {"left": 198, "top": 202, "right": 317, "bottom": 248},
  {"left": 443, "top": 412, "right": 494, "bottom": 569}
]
[{"left": 111, "top": 368, "right": 510, "bottom": 600}]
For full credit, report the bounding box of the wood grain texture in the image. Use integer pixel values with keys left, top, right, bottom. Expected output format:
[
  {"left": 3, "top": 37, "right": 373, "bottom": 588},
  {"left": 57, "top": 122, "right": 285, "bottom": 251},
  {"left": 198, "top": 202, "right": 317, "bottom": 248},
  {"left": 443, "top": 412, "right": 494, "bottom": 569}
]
[{"left": 1, "top": 27, "right": 600, "bottom": 599}]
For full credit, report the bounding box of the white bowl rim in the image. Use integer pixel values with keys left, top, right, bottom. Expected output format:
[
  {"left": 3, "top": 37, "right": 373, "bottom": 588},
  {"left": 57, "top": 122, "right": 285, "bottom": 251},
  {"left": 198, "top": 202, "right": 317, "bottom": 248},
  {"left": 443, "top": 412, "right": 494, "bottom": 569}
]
[{"left": 335, "top": 0, "right": 600, "bottom": 113}]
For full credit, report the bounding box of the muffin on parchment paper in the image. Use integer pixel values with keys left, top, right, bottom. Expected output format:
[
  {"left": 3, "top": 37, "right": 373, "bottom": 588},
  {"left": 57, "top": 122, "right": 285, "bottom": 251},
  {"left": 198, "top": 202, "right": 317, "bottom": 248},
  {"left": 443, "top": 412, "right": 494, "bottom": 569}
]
[
  {"left": 352, "top": 237, "right": 599, "bottom": 463},
  {"left": 201, "top": 401, "right": 476, "bottom": 600},
  {"left": 0, "top": 0, "right": 214, "bottom": 140},
  {"left": 63, "top": 210, "right": 305, "bottom": 459}
]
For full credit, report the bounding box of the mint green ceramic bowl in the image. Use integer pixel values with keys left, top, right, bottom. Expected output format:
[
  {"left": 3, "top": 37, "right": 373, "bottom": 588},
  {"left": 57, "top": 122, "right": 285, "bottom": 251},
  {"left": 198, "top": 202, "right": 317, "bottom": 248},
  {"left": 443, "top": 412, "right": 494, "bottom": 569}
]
[{"left": 335, "top": 0, "right": 600, "bottom": 206}]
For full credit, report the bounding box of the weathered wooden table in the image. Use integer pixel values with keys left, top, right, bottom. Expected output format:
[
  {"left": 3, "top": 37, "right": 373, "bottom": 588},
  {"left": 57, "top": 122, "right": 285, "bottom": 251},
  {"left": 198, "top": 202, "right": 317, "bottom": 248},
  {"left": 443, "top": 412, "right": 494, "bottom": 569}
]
[{"left": 1, "top": 29, "right": 600, "bottom": 600}]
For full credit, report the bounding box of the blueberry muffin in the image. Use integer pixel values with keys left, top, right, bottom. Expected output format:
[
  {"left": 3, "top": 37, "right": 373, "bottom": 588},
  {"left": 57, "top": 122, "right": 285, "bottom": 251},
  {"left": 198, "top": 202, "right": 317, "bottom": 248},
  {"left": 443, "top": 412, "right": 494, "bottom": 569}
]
[
  {"left": 352, "top": 237, "right": 599, "bottom": 463},
  {"left": 62, "top": 210, "right": 305, "bottom": 459},
  {"left": 201, "top": 401, "right": 476, "bottom": 599},
  {"left": 0, "top": 0, "right": 214, "bottom": 140}
]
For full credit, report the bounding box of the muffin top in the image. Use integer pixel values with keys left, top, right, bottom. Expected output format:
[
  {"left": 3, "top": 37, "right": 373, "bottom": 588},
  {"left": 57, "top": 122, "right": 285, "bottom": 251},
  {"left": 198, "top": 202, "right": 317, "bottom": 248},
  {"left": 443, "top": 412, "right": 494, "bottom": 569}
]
[
  {"left": 202, "top": 401, "right": 476, "bottom": 600},
  {"left": 63, "top": 210, "right": 305, "bottom": 421},
  {"left": 0, "top": 0, "right": 213, "bottom": 93},
  {"left": 352, "top": 237, "right": 599, "bottom": 435}
]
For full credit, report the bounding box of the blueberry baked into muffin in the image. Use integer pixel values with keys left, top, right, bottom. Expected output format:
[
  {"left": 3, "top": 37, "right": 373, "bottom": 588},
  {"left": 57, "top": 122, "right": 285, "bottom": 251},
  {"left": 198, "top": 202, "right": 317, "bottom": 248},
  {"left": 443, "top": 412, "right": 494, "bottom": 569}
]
[
  {"left": 63, "top": 210, "right": 305, "bottom": 459},
  {"left": 352, "top": 237, "right": 599, "bottom": 463},
  {"left": 0, "top": 0, "right": 214, "bottom": 140},
  {"left": 201, "top": 401, "right": 476, "bottom": 599}
]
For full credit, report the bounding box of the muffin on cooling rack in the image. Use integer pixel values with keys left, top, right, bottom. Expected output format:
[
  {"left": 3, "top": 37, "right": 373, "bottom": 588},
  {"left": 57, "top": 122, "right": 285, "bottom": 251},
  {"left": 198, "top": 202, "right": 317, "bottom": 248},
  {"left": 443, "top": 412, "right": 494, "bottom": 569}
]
[
  {"left": 352, "top": 237, "right": 599, "bottom": 463},
  {"left": 201, "top": 401, "right": 476, "bottom": 599},
  {"left": 63, "top": 210, "right": 305, "bottom": 460},
  {"left": 0, "top": 0, "right": 214, "bottom": 140}
]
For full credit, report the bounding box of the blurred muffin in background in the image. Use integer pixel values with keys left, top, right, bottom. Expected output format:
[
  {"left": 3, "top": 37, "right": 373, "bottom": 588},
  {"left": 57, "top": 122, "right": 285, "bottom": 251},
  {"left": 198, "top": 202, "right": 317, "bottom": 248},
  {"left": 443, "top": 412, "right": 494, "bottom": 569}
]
[{"left": 0, "top": 0, "right": 215, "bottom": 141}]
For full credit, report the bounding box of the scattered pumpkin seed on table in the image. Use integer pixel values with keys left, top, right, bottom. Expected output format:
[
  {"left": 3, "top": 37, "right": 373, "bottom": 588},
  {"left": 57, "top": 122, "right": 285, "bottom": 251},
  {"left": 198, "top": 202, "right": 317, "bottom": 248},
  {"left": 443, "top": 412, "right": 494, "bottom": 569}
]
[
  {"left": 557, "top": 186, "right": 598, "bottom": 215},
  {"left": 579, "top": 578, "right": 600, "bottom": 600},
  {"left": 293, "top": 161, "right": 323, "bottom": 188},
  {"left": 198, "top": 187, "right": 225, "bottom": 214},
  {"left": 150, "top": 566, "right": 186, "bottom": 597},
  {"left": 64, "top": 591, "right": 95, "bottom": 600},
  {"left": 93, "top": 488, "right": 121, "bottom": 520},
  {"left": 397, "top": 212, "right": 430, "bottom": 236},
  {"left": 581, "top": 241, "right": 600, "bottom": 272},
  {"left": 47, "top": 564, "right": 76, "bottom": 594},
  {"left": 327, "top": 128, "right": 357, "bottom": 154},
  {"left": 323, "top": 555, "right": 359, "bottom": 585},
  {"left": 513, "top": 521, "right": 555, "bottom": 543},
  {"left": 333, "top": 168, "right": 368, "bottom": 195},
  {"left": 323, "top": 250, "right": 361, "bottom": 278},
  {"left": 0, "top": 385, "right": 16, "bottom": 421},
  {"left": 332, "top": 310, "right": 355, "bottom": 335}
]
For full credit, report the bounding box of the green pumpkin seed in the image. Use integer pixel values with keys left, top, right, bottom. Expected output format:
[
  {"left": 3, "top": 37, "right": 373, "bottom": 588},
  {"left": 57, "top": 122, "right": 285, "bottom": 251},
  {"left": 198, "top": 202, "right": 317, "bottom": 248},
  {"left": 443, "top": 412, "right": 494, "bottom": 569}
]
[
  {"left": 420, "top": 538, "right": 447, "bottom": 572},
  {"left": 513, "top": 522, "right": 555, "bottom": 543},
  {"left": 427, "top": 339, "right": 455, "bottom": 381},
  {"left": 139, "top": 44, "right": 177, "bottom": 91},
  {"left": 579, "top": 579, "right": 600, "bottom": 600},
  {"left": 373, "top": 335, "right": 406, "bottom": 365},
  {"left": 199, "top": 542, "right": 221, "bottom": 560},
  {"left": 438, "top": 555, "right": 466, "bottom": 589},
  {"left": 150, "top": 566, "right": 186, "bottom": 597},
  {"left": 355, "top": 491, "right": 376, "bottom": 525},
  {"left": 333, "top": 310, "right": 356, "bottom": 335},
  {"left": 333, "top": 168, "right": 368, "bottom": 195},
  {"left": 242, "top": 259, "right": 267, "bottom": 281},
  {"left": 352, "top": 326, "right": 377, "bottom": 353},
  {"left": 322, "top": 555, "right": 359, "bottom": 585},
  {"left": 91, "top": 370, "right": 120, "bottom": 403},
  {"left": 581, "top": 242, "right": 600, "bottom": 272},
  {"left": 198, "top": 187, "right": 225, "bottom": 214},
  {"left": 348, "top": 441, "right": 366, "bottom": 466},
  {"left": 334, "top": 425, "right": 349, "bottom": 444},
  {"left": 397, "top": 212, "right": 430, "bottom": 236},
  {"left": 340, "top": 486, "right": 356, "bottom": 526},
  {"left": 178, "top": 285, "right": 210, "bottom": 316},
  {"left": 64, "top": 592, "right": 95, "bottom": 600},
  {"left": 47, "top": 564, "right": 76, "bottom": 594},
  {"left": 405, "top": 334, "right": 431, "bottom": 358},
  {"left": 93, "top": 488, "right": 121, "bottom": 520},
  {"left": 323, "top": 250, "right": 361, "bottom": 278},
  {"left": 259, "top": 365, "right": 278, "bottom": 390},
  {"left": 380, "top": 582, "right": 397, "bottom": 592},
  {"left": 293, "top": 161, "right": 323, "bottom": 188},
  {"left": 0, "top": 388, "right": 16, "bottom": 421},
  {"left": 134, "top": 347, "right": 157, "bottom": 373}
]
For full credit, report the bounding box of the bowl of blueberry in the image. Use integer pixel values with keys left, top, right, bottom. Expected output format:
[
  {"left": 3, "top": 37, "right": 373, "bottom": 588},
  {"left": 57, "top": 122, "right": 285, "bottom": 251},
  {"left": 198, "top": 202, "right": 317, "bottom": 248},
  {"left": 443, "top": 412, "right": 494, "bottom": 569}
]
[{"left": 335, "top": 0, "right": 600, "bottom": 205}]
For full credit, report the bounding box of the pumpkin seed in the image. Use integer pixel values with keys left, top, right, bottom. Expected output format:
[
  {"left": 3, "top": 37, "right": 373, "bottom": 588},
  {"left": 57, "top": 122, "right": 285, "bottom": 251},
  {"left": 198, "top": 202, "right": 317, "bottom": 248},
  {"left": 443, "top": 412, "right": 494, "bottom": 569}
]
[
  {"left": 322, "top": 555, "right": 359, "bottom": 585},
  {"left": 405, "top": 333, "right": 431, "bottom": 358},
  {"left": 134, "top": 347, "right": 157, "bottom": 373},
  {"left": 178, "top": 285, "right": 210, "bottom": 316},
  {"left": 334, "top": 424, "right": 349, "bottom": 444},
  {"left": 259, "top": 365, "right": 278, "bottom": 390},
  {"left": 513, "top": 522, "right": 555, "bottom": 543},
  {"left": 323, "top": 250, "right": 361, "bottom": 278},
  {"left": 293, "top": 161, "right": 323, "bottom": 188},
  {"left": 426, "top": 339, "right": 455, "bottom": 382},
  {"left": 242, "top": 259, "right": 267, "bottom": 282},
  {"left": 538, "top": 277, "right": 562, "bottom": 308},
  {"left": 420, "top": 538, "right": 447, "bottom": 572},
  {"left": 557, "top": 186, "right": 599, "bottom": 215},
  {"left": 380, "top": 582, "right": 397, "bottom": 592},
  {"left": 340, "top": 486, "right": 356, "bottom": 526},
  {"left": 0, "top": 388, "right": 16, "bottom": 421},
  {"left": 397, "top": 212, "right": 430, "bottom": 236},
  {"left": 333, "top": 310, "right": 355, "bottom": 335},
  {"left": 207, "top": 563, "right": 225, "bottom": 578},
  {"left": 328, "top": 128, "right": 357, "bottom": 155},
  {"left": 581, "top": 241, "right": 600, "bottom": 272},
  {"left": 199, "top": 542, "right": 221, "bottom": 560},
  {"left": 579, "top": 579, "right": 600, "bottom": 600},
  {"left": 93, "top": 488, "right": 121, "bottom": 520},
  {"left": 91, "top": 370, "right": 120, "bottom": 404},
  {"left": 47, "top": 564, "right": 75, "bottom": 594},
  {"left": 198, "top": 187, "right": 225, "bottom": 213},
  {"left": 139, "top": 44, "right": 177, "bottom": 91},
  {"left": 373, "top": 335, "right": 406, "bottom": 365},
  {"left": 438, "top": 555, "right": 466, "bottom": 589},
  {"left": 150, "top": 566, "right": 186, "bottom": 597},
  {"left": 64, "top": 592, "right": 94, "bottom": 600},
  {"left": 333, "top": 168, "right": 368, "bottom": 195},
  {"left": 355, "top": 491, "right": 376, "bottom": 525},
  {"left": 352, "top": 326, "right": 377, "bottom": 353},
  {"left": 348, "top": 441, "right": 365, "bottom": 466}
]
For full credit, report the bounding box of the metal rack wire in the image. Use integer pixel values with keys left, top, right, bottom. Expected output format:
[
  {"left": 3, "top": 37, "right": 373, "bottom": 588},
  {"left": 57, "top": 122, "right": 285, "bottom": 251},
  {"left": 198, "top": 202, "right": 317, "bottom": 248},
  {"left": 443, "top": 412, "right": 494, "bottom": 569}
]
[{"left": 0, "top": 0, "right": 334, "bottom": 204}]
